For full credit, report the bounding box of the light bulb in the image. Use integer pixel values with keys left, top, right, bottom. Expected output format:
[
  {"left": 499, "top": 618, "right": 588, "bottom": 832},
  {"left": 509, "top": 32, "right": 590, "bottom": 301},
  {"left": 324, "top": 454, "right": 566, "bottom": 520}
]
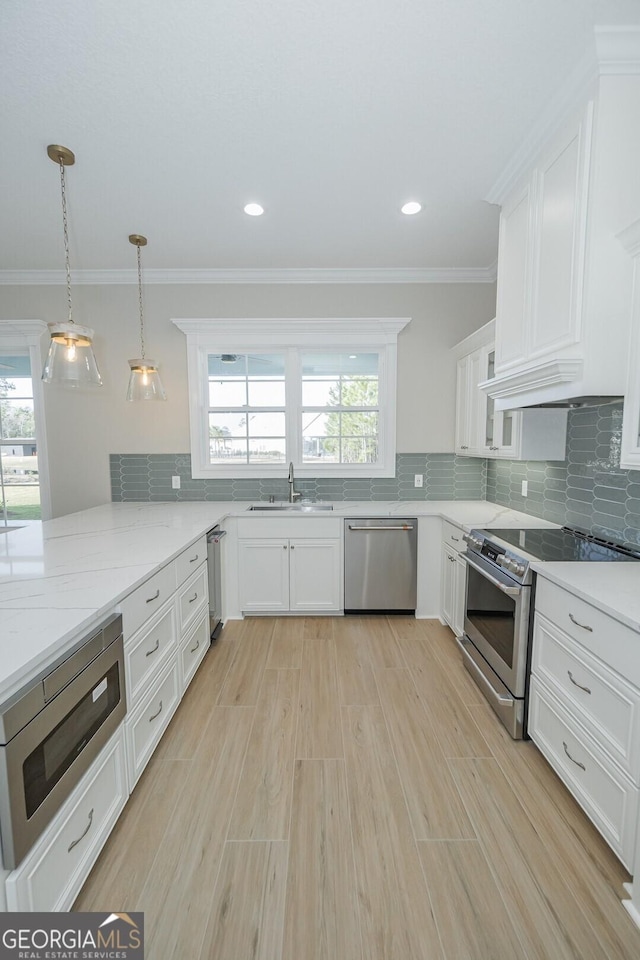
[
  {"left": 142, "top": 369, "right": 149, "bottom": 386},
  {"left": 65, "top": 339, "right": 77, "bottom": 362}
]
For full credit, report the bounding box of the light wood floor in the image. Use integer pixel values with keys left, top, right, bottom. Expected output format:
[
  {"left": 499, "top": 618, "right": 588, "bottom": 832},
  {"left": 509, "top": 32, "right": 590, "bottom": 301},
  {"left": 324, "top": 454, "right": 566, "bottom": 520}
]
[{"left": 75, "top": 617, "right": 640, "bottom": 959}]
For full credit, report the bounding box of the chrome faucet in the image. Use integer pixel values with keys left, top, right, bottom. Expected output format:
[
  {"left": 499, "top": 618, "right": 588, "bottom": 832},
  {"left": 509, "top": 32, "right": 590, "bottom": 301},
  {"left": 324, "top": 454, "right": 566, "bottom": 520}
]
[{"left": 288, "top": 461, "right": 302, "bottom": 502}]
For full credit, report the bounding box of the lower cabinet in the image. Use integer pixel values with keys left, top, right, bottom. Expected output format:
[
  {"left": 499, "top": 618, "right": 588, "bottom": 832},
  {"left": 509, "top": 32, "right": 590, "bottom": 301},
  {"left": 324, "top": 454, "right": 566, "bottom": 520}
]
[
  {"left": 529, "top": 577, "right": 640, "bottom": 870},
  {"left": 5, "top": 728, "right": 128, "bottom": 912},
  {"left": 440, "top": 521, "right": 466, "bottom": 637},
  {"left": 125, "top": 658, "right": 181, "bottom": 788},
  {"left": 238, "top": 536, "right": 341, "bottom": 613}
]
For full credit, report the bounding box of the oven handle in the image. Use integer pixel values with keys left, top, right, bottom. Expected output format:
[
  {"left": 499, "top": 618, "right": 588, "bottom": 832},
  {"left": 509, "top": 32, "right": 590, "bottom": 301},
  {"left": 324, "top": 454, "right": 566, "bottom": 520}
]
[{"left": 462, "top": 554, "right": 523, "bottom": 597}]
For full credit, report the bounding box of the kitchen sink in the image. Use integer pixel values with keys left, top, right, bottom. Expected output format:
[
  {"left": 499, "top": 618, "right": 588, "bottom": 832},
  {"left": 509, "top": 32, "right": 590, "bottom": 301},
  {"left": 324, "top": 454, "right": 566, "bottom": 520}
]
[{"left": 248, "top": 503, "right": 334, "bottom": 512}]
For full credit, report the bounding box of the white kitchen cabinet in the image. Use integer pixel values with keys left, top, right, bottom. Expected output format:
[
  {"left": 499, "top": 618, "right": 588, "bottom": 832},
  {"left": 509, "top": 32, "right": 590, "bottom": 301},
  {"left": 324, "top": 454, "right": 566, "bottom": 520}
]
[
  {"left": 440, "top": 521, "right": 466, "bottom": 637},
  {"left": 484, "top": 59, "right": 640, "bottom": 409},
  {"left": 5, "top": 728, "right": 128, "bottom": 911},
  {"left": 529, "top": 576, "right": 640, "bottom": 869},
  {"left": 453, "top": 320, "right": 568, "bottom": 460},
  {"left": 238, "top": 536, "right": 341, "bottom": 613},
  {"left": 619, "top": 218, "right": 640, "bottom": 470}
]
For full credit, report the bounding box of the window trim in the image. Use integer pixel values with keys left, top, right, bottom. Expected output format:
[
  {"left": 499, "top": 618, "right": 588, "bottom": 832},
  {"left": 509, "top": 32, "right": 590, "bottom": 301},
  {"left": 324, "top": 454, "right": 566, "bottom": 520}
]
[{"left": 173, "top": 318, "right": 410, "bottom": 479}]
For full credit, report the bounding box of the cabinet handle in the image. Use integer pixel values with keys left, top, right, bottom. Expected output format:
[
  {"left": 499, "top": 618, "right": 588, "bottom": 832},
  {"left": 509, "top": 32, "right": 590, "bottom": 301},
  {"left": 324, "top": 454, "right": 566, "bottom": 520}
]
[
  {"left": 283, "top": 545, "right": 287, "bottom": 549},
  {"left": 290, "top": 545, "right": 295, "bottom": 549},
  {"left": 567, "top": 670, "right": 591, "bottom": 694},
  {"left": 149, "top": 700, "right": 163, "bottom": 722},
  {"left": 146, "top": 589, "right": 160, "bottom": 604},
  {"left": 189, "top": 553, "right": 199, "bottom": 564},
  {"left": 460, "top": 445, "right": 469, "bottom": 450},
  {"left": 188, "top": 592, "right": 198, "bottom": 603},
  {"left": 489, "top": 446, "right": 499, "bottom": 451},
  {"left": 562, "top": 741, "right": 586, "bottom": 771},
  {"left": 451, "top": 535, "right": 460, "bottom": 541},
  {"left": 145, "top": 638, "right": 160, "bottom": 657},
  {"left": 449, "top": 555, "right": 456, "bottom": 563},
  {"left": 190, "top": 639, "right": 200, "bottom": 654},
  {"left": 569, "top": 613, "right": 593, "bottom": 632},
  {"left": 68, "top": 808, "right": 94, "bottom": 853}
]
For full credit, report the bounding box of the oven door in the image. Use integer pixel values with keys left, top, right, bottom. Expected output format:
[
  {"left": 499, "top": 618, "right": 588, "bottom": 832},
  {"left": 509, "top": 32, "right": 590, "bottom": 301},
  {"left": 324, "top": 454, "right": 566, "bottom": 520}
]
[
  {"left": 0, "top": 636, "right": 126, "bottom": 869},
  {"left": 462, "top": 552, "right": 530, "bottom": 698}
]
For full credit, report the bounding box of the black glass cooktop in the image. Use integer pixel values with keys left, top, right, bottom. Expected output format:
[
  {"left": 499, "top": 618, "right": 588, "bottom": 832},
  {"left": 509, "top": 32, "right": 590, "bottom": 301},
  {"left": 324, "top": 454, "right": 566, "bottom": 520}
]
[{"left": 480, "top": 527, "right": 640, "bottom": 563}]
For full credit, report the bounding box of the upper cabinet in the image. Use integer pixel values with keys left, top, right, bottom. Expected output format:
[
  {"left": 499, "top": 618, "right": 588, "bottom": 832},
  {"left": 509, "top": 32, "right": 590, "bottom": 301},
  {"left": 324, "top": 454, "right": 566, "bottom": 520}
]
[
  {"left": 453, "top": 320, "right": 567, "bottom": 461},
  {"left": 483, "top": 33, "right": 640, "bottom": 411},
  {"left": 619, "top": 218, "right": 640, "bottom": 470}
]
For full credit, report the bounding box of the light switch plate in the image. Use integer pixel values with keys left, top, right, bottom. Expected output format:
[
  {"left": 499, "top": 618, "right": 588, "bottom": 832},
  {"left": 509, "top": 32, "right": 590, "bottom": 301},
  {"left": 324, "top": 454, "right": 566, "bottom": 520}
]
[
  {"left": 414, "top": 474, "right": 424, "bottom": 488},
  {"left": 521, "top": 480, "right": 528, "bottom": 497},
  {"left": 171, "top": 476, "right": 181, "bottom": 489}
]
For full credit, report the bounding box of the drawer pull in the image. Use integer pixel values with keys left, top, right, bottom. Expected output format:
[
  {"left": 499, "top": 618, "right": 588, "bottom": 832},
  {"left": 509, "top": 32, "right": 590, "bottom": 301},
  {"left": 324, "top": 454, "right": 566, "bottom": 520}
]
[
  {"left": 189, "top": 553, "right": 199, "bottom": 563},
  {"left": 188, "top": 592, "right": 198, "bottom": 604},
  {"left": 145, "top": 638, "right": 160, "bottom": 657},
  {"left": 146, "top": 589, "right": 160, "bottom": 604},
  {"left": 190, "top": 639, "right": 200, "bottom": 654},
  {"left": 567, "top": 670, "right": 591, "bottom": 695},
  {"left": 451, "top": 535, "right": 460, "bottom": 541},
  {"left": 562, "top": 741, "right": 586, "bottom": 771},
  {"left": 149, "top": 700, "right": 163, "bottom": 722},
  {"left": 449, "top": 555, "right": 456, "bottom": 563},
  {"left": 68, "top": 808, "right": 94, "bottom": 853},
  {"left": 568, "top": 613, "right": 593, "bottom": 632}
]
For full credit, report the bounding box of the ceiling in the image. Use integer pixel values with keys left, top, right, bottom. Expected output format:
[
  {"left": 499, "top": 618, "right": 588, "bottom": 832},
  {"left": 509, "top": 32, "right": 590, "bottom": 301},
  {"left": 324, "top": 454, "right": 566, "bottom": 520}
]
[{"left": 1, "top": 0, "right": 639, "bottom": 276}]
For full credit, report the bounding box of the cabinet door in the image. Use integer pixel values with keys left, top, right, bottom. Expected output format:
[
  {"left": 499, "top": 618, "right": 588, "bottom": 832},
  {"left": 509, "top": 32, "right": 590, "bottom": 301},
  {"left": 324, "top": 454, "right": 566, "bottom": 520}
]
[
  {"left": 495, "top": 182, "right": 532, "bottom": 371},
  {"left": 455, "top": 355, "right": 472, "bottom": 454},
  {"left": 238, "top": 539, "right": 289, "bottom": 611},
  {"left": 289, "top": 539, "right": 341, "bottom": 611},
  {"left": 530, "top": 110, "right": 591, "bottom": 358},
  {"left": 440, "top": 543, "right": 456, "bottom": 629},
  {"left": 453, "top": 555, "right": 467, "bottom": 638}
]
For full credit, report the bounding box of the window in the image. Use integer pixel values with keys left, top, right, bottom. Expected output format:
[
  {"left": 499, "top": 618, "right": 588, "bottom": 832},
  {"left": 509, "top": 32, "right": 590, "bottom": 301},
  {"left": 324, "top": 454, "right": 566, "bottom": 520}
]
[
  {"left": 0, "top": 321, "right": 51, "bottom": 524},
  {"left": 175, "top": 318, "right": 409, "bottom": 479}
]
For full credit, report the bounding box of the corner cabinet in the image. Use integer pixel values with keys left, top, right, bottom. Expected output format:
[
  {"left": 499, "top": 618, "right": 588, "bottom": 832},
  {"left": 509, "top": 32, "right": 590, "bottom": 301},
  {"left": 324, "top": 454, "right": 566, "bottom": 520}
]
[
  {"left": 620, "top": 218, "right": 640, "bottom": 470},
  {"left": 484, "top": 58, "right": 640, "bottom": 409},
  {"left": 453, "top": 320, "right": 567, "bottom": 460},
  {"left": 237, "top": 517, "right": 342, "bottom": 613}
]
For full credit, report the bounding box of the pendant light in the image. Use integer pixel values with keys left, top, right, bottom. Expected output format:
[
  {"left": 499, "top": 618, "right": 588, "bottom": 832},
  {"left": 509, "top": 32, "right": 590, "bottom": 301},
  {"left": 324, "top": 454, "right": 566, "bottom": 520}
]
[
  {"left": 126, "top": 235, "right": 166, "bottom": 401},
  {"left": 42, "top": 145, "right": 102, "bottom": 387}
]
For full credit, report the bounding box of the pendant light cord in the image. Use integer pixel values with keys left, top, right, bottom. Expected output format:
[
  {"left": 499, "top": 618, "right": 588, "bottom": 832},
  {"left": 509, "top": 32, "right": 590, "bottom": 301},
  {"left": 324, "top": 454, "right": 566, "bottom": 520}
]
[
  {"left": 136, "top": 242, "right": 146, "bottom": 360},
  {"left": 58, "top": 159, "right": 74, "bottom": 325}
]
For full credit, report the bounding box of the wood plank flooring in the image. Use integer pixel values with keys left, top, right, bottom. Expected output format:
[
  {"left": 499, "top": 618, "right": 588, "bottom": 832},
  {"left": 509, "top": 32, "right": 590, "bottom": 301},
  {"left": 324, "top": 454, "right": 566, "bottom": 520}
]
[{"left": 75, "top": 616, "right": 640, "bottom": 960}]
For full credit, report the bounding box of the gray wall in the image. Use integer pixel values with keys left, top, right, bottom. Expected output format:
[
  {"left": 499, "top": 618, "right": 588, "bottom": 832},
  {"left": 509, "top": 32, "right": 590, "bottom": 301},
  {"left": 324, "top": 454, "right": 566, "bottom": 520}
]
[{"left": 0, "top": 281, "right": 496, "bottom": 517}]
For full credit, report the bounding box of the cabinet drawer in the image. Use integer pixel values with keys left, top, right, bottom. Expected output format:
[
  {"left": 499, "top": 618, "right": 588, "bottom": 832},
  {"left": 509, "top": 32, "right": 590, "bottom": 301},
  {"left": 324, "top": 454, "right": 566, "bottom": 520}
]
[
  {"left": 237, "top": 516, "right": 341, "bottom": 539},
  {"left": 533, "top": 613, "right": 640, "bottom": 780},
  {"left": 120, "top": 562, "right": 176, "bottom": 639},
  {"left": 126, "top": 658, "right": 180, "bottom": 788},
  {"left": 528, "top": 678, "right": 638, "bottom": 868},
  {"left": 180, "top": 612, "right": 210, "bottom": 691},
  {"left": 442, "top": 520, "right": 465, "bottom": 552},
  {"left": 126, "top": 602, "right": 177, "bottom": 705},
  {"left": 177, "top": 564, "right": 209, "bottom": 635},
  {"left": 5, "top": 729, "right": 128, "bottom": 911},
  {"left": 175, "top": 536, "right": 207, "bottom": 587},
  {"left": 535, "top": 577, "right": 640, "bottom": 685}
]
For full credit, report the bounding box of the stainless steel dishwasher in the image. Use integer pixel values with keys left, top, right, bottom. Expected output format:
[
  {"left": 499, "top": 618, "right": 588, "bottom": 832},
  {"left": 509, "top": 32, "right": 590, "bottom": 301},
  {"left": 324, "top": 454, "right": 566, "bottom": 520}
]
[
  {"left": 207, "top": 526, "right": 226, "bottom": 641},
  {"left": 344, "top": 518, "right": 417, "bottom": 613}
]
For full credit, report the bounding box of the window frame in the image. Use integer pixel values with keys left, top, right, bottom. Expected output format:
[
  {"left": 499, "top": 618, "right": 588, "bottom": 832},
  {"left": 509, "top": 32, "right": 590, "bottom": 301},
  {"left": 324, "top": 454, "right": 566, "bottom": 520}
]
[{"left": 173, "top": 318, "right": 409, "bottom": 479}]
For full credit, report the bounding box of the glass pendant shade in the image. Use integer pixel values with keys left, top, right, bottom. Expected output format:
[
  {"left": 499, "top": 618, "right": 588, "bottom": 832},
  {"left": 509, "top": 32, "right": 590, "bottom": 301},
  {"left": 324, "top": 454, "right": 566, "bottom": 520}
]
[
  {"left": 126, "top": 358, "right": 166, "bottom": 401},
  {"left": 42, "top": 322, "right": 103, "bottom": 387}
]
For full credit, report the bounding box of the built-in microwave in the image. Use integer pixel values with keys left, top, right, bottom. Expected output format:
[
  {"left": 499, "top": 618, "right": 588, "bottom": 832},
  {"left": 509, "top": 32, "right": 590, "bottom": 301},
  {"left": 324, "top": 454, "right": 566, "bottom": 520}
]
[{"left": 0, "top": 614, "right": 126, "bottom": 869}]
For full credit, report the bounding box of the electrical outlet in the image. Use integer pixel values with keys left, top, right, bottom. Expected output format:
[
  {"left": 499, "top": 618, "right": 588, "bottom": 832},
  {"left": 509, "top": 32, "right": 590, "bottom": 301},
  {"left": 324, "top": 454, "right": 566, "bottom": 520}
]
[
  {"left": 521, "top": 480, "right": 528, "bottom": 497},
  {"left": 414, "top": 474, "right": 424, "bottom": 488},
  {"left": 171, "top": 476, "right": 181, "bottom": 490}
]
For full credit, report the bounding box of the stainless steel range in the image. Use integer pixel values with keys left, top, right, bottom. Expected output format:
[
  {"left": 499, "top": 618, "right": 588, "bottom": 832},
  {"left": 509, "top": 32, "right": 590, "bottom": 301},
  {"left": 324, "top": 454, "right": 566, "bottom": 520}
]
[{"left": 459, "top": 526, "right": 640, "bottom": 740}]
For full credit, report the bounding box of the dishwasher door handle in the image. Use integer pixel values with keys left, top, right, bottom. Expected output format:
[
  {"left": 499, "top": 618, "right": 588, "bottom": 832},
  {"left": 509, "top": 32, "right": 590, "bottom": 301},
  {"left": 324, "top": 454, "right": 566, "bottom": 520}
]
[{"left": 348, "top": 524, "right": 415, "bottom": 532}]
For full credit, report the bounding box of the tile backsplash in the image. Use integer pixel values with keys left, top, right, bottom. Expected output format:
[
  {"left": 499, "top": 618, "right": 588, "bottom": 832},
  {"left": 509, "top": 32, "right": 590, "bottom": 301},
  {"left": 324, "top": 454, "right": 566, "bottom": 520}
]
[
  {"left": 110, "top": 402, "right": 640, "bottom": 546},
  {"left": 110, "top": 453, "right": 487, "bottom": 503},
  {"left": 486, "top": 401, "right": 640, "bottom": 546}
]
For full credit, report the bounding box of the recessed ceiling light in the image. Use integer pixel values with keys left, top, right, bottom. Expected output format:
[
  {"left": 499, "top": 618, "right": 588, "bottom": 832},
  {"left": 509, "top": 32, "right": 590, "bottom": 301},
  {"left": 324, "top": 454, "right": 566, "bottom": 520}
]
[
  {"left": 244, "top": 203, "right": 264, "bottom": 216},
  {"left": 401, "top": 201, "right": 422, "bottom": 216}
]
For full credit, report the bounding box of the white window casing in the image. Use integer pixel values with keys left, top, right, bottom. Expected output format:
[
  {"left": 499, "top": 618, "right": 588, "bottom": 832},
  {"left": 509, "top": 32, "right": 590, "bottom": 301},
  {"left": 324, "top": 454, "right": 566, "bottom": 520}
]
[{"left": 172, "top": 318, "right": 410, "bottom": 479}]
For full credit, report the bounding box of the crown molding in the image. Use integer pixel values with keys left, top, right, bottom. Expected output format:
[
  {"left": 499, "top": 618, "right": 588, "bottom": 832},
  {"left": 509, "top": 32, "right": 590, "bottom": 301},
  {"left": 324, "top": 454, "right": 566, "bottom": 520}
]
[
  {"left": 0, "top": 265, "right": 497, "bottom": 286},
  {"left": 485, "top": 26, "right": 640, "bottom": 206},
  {"left": 172, "top": 317, "right": 411, "bottom": 344}
]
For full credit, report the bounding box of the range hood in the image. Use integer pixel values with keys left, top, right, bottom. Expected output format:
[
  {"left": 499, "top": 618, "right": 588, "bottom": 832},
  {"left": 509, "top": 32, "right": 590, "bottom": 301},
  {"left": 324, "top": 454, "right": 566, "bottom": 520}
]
[{"left": 478, "top": 358, "right": 625, "bottom": 412}]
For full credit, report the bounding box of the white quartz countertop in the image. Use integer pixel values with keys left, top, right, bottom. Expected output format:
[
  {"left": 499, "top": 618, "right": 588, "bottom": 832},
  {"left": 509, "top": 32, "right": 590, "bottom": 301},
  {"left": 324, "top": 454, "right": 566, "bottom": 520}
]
[
  {"left": 0, "top": 499, "right": 559, "bottom": 701},
  {"left": 532, "top": 561, "right": 640, "bottom": 633}
]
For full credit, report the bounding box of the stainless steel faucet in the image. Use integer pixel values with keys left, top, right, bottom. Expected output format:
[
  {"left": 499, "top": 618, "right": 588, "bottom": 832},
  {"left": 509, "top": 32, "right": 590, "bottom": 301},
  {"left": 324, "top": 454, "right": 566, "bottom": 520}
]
[{"left": 288, "top": 461, "right": 301, "bottom": 502}]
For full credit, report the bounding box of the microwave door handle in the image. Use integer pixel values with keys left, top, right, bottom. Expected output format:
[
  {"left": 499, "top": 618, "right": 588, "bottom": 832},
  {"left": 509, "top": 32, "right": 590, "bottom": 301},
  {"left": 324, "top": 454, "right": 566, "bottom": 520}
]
[{"left": 462, "top": 554, "right": 522, "bottom": 597}]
